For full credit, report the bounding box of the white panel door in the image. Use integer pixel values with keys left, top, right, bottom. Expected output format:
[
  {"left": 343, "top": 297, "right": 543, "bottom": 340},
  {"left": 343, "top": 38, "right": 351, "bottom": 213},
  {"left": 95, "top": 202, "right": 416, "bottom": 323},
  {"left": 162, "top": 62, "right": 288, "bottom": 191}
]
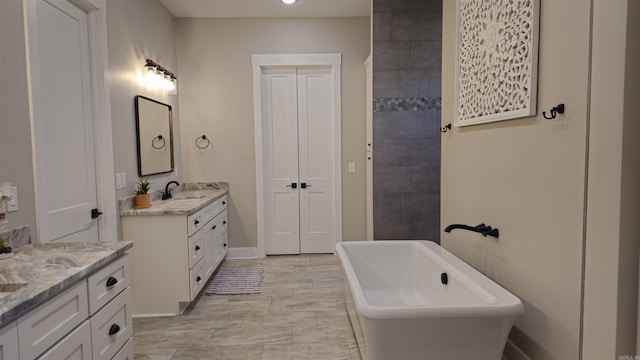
[
  {"left": 262, "top": 67, "right": 336, "bottom": 255},
  {"left": 297, "top": 68, "right": 336, "bottom": 253},
  {"left": 26, "top": 0, "right": 98, "bottom": 243},
  {"left": 263, "top": 68, "right": 300, "bottom": 254}
]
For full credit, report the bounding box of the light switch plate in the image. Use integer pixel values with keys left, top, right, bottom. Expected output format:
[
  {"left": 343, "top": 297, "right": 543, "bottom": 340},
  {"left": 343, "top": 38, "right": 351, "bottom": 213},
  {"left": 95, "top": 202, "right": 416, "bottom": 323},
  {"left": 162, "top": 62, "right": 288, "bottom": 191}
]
[
  {"left": 0, "top": 186, "right": 18, "bottom": 213},
  {"left": 115, "top": 173, "right": 127, "bottom": 190},
  {"left": 348, "top": 162, "right": 356, "bottom": 173},
  {"left": 7, "top": 187, "right": 17, "bottom": 212}
]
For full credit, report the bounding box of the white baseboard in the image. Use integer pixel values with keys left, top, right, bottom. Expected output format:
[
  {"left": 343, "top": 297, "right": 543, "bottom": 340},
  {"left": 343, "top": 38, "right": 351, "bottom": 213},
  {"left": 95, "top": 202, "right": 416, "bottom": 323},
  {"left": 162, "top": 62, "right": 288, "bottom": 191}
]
[
  {"left": 132, "top": 312, "right": 176, "bottom": 318},
  {"left": 227, "top": 247, "right": 261, "bottom": 259},
  {"left": 503, "top": 339, "right": 532, "bottom": 360}
]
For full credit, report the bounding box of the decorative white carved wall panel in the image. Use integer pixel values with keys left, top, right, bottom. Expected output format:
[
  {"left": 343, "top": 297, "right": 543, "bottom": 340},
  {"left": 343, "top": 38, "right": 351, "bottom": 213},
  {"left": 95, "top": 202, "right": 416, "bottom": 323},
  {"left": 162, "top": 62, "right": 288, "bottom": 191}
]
[{"left": 455, "top": 0, "right": 540, "bottom": 126}]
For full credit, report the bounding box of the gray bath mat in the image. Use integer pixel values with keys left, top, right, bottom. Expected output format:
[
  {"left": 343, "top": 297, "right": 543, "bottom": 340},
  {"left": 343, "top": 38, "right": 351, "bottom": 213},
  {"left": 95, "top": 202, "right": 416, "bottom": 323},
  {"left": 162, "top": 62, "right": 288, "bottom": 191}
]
[{"left": 206, "top": 267, "right": 265, "bottom": 295}]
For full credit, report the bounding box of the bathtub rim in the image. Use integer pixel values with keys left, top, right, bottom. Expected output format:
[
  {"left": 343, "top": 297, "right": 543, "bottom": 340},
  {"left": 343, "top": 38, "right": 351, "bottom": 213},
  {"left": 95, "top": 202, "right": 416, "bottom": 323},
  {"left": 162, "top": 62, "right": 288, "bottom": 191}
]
[{"left": 336, "top": 240, "right": 524, "bottom": 320}]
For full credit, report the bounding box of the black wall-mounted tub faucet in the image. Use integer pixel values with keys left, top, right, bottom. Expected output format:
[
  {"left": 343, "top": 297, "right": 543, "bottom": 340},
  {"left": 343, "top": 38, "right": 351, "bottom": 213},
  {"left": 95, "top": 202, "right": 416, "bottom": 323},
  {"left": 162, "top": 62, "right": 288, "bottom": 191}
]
[{"left": 444, "top": 223, "right": 500, "bottom": 238}]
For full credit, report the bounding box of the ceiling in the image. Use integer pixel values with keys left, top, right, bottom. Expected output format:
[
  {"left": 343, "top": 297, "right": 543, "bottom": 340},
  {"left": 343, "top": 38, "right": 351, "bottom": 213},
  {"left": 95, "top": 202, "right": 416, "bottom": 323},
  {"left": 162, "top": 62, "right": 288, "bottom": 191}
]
[{"left": 159, "top": 0, "right": 370, "bottom": 18}]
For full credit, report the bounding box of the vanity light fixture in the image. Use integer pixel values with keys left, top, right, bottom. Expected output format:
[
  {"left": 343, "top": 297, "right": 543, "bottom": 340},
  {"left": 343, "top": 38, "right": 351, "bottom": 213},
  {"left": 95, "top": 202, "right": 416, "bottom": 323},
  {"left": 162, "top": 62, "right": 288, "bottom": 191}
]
[
  {"left": 281, "top": 0, "right": 297, "bottom": 4},
  {"left": 144, "top": 59, "right": 177, "bottom": 95}
]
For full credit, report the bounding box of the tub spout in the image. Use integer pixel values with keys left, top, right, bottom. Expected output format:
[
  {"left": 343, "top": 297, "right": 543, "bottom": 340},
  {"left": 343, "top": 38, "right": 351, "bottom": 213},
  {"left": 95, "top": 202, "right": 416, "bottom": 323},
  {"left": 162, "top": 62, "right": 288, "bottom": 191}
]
[{"left": 444, "top": 223, "right": 499, "bottom": 238}]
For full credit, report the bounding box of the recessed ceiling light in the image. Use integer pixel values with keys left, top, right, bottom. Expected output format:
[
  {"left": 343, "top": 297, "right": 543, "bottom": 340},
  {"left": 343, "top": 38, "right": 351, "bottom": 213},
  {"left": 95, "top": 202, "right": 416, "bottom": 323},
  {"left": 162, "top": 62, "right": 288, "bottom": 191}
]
[{"left": 281, "top": 0, "right": 297, "bottom": 4}]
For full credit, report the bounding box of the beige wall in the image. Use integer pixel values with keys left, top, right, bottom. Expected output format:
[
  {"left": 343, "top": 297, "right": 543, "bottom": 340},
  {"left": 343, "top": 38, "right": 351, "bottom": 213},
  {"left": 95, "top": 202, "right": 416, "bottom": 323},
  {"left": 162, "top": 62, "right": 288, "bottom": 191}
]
[
  {"left": 443, "top": 0, "right": 640, "bottom": 358},
  {"left": 583, "top": 0, "right": 640, "bottom": 358},
  {"left": 175, "top": 17, "right": 370, "bottom": 248},
  {"left": 107, "top": 0, "right": 182, "bottom": 239},
  {"left": 0, "top": 0, "right": 39, "bottom": 243},
  {"left": 441, "top": 1, "right": 591, "bottom": 358}
]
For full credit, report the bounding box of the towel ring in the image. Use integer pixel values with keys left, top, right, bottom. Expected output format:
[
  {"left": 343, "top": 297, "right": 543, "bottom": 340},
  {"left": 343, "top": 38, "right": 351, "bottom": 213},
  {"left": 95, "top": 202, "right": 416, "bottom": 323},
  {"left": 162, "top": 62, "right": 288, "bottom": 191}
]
[
  {"left": 152, "top": 135, "right": 166, "bottom": 149},
  {"left": 195, "top": 135, "right": 211, "bottom": 149}
]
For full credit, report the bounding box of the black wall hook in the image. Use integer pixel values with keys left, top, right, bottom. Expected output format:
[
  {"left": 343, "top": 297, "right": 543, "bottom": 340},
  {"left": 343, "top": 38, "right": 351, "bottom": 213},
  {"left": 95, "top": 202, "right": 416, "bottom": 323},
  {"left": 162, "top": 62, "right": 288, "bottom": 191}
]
[
  {"left": 440, "top": 123, "right": 452, "bottom": 133},
  {"left": 543, "top": 103, "right": 565, "bottom": 120}
]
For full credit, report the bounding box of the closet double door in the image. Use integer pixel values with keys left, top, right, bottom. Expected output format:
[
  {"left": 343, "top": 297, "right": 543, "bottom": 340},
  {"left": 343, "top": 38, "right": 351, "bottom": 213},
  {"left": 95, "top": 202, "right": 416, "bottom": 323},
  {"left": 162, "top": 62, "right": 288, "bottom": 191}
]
[{"left": 262, "top": 67, "right": 337, "bottom": 255}]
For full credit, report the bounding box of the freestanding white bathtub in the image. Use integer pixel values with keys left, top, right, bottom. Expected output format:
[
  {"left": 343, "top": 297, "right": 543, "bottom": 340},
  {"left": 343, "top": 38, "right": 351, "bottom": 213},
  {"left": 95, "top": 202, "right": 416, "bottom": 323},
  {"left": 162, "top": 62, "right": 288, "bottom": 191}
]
[{"left": 336, "top": 240, "right": 523, "bottom": 360}]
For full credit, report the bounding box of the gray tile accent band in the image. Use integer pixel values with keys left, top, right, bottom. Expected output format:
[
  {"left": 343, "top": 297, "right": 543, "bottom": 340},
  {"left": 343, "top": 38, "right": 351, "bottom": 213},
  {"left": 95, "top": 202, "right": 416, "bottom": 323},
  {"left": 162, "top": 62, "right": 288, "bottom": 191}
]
[{"left": 374, "top": 97, "right": 441, "bottom": 112}]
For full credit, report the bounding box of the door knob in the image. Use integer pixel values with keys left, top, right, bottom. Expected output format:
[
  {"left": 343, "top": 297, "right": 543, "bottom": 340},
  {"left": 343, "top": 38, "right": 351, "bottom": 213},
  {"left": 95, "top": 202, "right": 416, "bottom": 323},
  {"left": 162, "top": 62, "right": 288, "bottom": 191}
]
[
  {"left": 301, "top": 183, "right": 312, "bottom": 189},
  {"left": 91, "top": 208, "right": 103, "bottom": 219},
  {"left": 286, "top": 182, "right": 297, "bottom": 189}
]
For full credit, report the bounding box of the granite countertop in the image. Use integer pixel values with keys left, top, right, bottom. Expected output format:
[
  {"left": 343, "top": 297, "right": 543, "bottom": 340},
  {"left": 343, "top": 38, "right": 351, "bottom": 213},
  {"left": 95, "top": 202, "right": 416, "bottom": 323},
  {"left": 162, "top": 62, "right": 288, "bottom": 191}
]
[
  {"left": 0, "top": 241, "right": 133, "bottom": 328},
  {"left": 120, "top": 182, "right": 228, "bottom": 217}
]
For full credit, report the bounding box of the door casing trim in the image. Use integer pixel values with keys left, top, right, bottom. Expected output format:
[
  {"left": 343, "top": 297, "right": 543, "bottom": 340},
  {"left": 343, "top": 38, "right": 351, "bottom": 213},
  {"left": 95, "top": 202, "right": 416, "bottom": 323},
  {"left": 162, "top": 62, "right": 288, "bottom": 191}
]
[
  {"left": 251, "top": 53, "right": 343, "bottom": 258},
  {"left": 25, "top": 0, "right": 116, "bottom": 243}
]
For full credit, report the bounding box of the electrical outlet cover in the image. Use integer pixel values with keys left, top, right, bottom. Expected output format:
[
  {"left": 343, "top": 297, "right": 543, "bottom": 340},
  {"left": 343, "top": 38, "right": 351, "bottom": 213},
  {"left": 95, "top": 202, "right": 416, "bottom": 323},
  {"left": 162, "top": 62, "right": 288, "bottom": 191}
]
[{"left": 7, "top": 187, "right": 18, "bottom": 212}]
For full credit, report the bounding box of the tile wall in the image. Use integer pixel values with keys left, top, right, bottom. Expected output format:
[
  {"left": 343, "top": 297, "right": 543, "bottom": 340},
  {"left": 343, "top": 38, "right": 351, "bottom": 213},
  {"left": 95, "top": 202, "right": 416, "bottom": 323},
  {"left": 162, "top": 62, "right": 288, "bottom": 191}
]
[{"left": 372, "top": 0, "right": 442, "bottom": 241}]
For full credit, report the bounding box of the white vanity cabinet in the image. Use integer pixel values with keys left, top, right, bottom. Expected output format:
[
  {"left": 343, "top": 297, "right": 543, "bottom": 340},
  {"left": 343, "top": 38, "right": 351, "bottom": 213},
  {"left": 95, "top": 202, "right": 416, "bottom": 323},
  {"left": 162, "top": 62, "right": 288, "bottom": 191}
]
[
  {"left": 12, "top": 254, "right": 132, "bottom": 360},
  {"left": 0, "top": 321, "right": 19, "bottom": 360},
  {"left": 123, "top": 194, "right": 228, "bottom": 316}
]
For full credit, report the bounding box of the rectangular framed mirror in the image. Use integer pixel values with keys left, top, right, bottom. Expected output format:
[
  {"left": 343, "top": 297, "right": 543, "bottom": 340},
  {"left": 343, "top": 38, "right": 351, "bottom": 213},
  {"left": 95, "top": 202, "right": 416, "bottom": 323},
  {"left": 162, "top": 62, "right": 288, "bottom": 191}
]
[{"left": 134, "top": 95, "right": 174, "bottom": 176}]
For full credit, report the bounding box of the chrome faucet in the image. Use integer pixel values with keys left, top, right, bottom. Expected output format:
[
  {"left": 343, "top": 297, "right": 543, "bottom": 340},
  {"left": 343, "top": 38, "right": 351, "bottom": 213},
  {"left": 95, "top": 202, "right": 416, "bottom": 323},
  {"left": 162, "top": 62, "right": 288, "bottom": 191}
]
[{"left": 162, "top": 181, "right": 180, "bottom": 200}]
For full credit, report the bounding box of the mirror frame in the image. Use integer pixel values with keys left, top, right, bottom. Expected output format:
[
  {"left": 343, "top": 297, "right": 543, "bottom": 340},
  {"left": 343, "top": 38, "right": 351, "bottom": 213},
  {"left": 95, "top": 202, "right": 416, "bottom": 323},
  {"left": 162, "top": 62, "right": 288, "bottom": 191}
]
[{"left": 134, "top": 95, "right": 175, "bottom": 176}]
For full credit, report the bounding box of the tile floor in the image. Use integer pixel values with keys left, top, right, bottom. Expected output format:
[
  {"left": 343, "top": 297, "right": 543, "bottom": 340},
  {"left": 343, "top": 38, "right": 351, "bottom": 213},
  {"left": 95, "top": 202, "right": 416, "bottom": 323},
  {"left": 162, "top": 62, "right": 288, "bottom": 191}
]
[{"left": 133, "top": 254, "right": 361, "bottom": 360}]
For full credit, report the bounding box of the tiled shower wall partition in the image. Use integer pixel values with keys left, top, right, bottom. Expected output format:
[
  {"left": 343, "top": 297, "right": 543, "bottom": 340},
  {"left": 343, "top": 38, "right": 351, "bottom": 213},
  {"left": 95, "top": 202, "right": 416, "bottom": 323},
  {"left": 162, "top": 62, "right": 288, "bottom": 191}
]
[{"left": 373, "top": 0, "right": 442, "bottom": 241}]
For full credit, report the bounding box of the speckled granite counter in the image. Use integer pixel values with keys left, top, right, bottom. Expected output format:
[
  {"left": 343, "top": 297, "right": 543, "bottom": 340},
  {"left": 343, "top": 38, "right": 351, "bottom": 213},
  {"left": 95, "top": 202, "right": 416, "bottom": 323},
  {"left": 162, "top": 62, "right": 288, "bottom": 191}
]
[
  {"left": 119, "top": 182, "right": 228, "bottom": 217},
  {"left": 0, "top": 241, "right": 132, "bottom": 328}
]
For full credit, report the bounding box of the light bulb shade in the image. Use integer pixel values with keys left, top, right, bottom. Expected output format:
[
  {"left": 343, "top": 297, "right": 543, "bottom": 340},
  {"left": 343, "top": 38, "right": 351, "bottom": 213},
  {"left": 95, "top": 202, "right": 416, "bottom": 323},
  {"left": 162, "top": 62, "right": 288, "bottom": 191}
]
[
  {"left": 162, "top": 73, "right": 172, "bottom": 91},
  {"left": 168, "top": 77, "right": 178, "bottom": 95},
  {"left": 282, "top": 0, "right": 296, "bottom": 4},
  {"left": 144, "top": 60, "right": 177, "bottom": 94},
  {"left": 144, "top": 64, "right": 157, "bottom": 85}
]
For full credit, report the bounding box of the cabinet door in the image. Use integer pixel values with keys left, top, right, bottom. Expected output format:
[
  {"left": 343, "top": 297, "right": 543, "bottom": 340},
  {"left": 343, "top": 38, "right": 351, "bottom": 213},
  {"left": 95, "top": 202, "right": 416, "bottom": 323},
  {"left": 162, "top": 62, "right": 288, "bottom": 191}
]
[
  {"left": 202, "top": 219, "right": 215, "bottom": 280},
  {"left": 212, "top": 210, "right": 229, "bottom": 268},
  {"left": 0, "top": 322, "right": 19, "bottom": 360},
  {"left": 38, "top": 321, "right": 92, "bottom": 360}
]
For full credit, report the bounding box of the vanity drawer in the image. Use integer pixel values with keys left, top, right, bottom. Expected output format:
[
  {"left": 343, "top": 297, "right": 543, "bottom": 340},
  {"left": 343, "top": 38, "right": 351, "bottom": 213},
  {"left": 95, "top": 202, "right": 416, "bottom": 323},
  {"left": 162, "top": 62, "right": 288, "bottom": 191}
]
[
  {"left": 189, "top": 259, "right": 206, "bottom": 300},
  {"left": 188, "top": 229, "right": 205, "bottom": 269},
  {"left": 18, "top": 280, "right": 89, "bottom": 360},
  {"left": 88, "top": 255, "right": 130, "bottom": 315},
  {"left": 90, "top": 287, "right": 132, "bottom": 360},
  {"left": 112, "top": 337, "right": 133, "bottom": 360},
  {"left": 37, "top": 320, "right": 92, "bottom": 360},
  {"left": 188, "top": 205, "right": 213, "bottom": 236},
  {"left": 209, "top": 195, "right": 228, "bottom": 219}
]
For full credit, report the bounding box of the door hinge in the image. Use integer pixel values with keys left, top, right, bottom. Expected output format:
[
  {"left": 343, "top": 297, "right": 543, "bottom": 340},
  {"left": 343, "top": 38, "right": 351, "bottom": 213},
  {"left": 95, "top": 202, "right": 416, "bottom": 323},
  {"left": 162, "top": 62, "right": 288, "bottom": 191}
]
[{"left": 91, "top": 208, "right": 103, "bottom": 219}]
